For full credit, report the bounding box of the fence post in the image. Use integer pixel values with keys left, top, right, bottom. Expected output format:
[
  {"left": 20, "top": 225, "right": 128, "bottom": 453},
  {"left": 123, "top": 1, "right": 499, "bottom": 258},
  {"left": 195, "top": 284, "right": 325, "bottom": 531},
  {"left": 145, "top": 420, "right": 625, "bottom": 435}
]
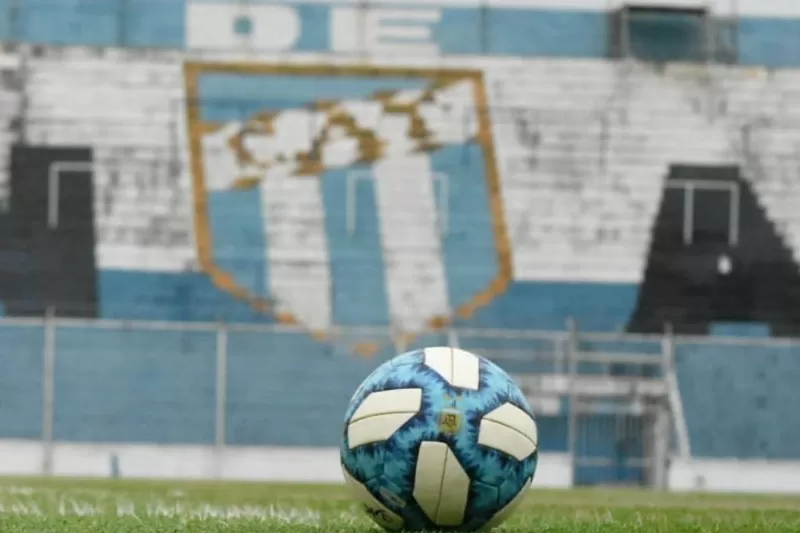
[
  {"left": 565, "top": 317, "right": 579, "bottom": 485},
  {"left": 41, "top": 306, "right": 56, "bottom": 476},
  {"left": 214, "top": 322, "right": 229, "bottom": 479}
]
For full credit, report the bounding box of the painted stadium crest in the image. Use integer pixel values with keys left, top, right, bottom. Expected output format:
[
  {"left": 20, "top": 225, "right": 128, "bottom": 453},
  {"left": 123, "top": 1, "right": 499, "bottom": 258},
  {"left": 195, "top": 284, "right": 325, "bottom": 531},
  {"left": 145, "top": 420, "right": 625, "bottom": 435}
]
[{"left": 184, "top": 61, "right": 511, "bottom": 353}]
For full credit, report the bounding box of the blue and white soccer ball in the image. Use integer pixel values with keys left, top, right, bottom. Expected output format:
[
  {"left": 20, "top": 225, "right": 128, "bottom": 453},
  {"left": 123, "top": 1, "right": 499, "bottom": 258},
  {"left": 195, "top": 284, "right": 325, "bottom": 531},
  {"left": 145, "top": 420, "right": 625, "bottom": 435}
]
[{"left": 340, "top": 347, "right": 538, "bottom": 531}]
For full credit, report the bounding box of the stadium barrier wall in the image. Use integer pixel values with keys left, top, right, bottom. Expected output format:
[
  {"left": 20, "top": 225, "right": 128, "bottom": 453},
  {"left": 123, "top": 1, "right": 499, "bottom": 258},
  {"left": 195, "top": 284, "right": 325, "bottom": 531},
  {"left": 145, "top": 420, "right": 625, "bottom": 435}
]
[
  {"left": 0, "top": 441, "right": 573, "bottom": 489},
  {"left": 668, "top": 458, "right": 800, "bottom": 494},
  {"left": 0, "top": 440, "right": 800, "bottom": 494},
  {"left": 1, "top": 318, "right": 799, "bottom": 492},
  {"left": 2, "top": 440, "right": 800, "bottom": 493}
]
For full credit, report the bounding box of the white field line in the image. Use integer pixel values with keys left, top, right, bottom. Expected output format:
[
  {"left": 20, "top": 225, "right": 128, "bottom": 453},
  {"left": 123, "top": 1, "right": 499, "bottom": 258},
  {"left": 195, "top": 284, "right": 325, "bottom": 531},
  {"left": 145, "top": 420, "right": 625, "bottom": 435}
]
[{"left": 0, "top": 484, "right": 360, "bottom": 523}]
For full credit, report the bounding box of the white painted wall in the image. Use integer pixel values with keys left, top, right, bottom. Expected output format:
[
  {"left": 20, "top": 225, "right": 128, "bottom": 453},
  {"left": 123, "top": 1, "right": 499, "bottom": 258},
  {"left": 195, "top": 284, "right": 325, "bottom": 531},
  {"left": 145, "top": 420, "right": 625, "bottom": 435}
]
[
  {"left": 28, "top": 46, "right": 800, "bottom": 284},
  {"left": 669, "top": 458, "right": 800, "bottom": 494},
  {"left": 0, "top": 440, "right": 571, "bottom": 488},
  {"left": 1, "top": 440, "right": 799, "bottom": 494}
]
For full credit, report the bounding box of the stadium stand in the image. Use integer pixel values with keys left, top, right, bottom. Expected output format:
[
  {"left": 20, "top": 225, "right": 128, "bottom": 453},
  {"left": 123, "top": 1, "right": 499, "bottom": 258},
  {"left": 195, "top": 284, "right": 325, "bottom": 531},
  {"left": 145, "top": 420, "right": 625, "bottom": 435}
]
[
  {"left": 0, "top": 1, "right": 799, "bottom": 488},
  {"left": 7, "top": 48, "right": 800, "bottom": 336}
]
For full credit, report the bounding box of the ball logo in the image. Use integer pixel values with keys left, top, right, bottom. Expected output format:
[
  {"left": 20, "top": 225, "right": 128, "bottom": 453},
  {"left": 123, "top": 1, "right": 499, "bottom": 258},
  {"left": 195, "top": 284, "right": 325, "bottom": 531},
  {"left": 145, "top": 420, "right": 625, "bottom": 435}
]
[
  {"left": 379, "top": 488, "right": 406, "bottom": 508},
  {"left": 364, "top": 505, "right": 394, "bottom": 525},
  {"left": 438, "top": 409, "right": 462, "bottom": 434}
]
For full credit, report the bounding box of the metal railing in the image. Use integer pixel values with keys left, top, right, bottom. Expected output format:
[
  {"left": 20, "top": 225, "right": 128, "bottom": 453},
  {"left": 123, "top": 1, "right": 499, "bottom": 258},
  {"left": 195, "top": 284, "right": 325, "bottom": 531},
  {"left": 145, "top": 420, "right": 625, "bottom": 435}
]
[{"left": 0, "top": 314, "right": 797, "bottom": 483}]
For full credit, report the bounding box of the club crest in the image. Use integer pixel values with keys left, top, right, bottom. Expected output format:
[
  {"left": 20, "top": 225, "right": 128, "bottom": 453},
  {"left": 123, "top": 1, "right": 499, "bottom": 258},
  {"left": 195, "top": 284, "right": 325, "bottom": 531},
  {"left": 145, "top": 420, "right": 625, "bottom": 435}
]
[{"left": 184, "top": 61, "right": 510, "bottom": 352}]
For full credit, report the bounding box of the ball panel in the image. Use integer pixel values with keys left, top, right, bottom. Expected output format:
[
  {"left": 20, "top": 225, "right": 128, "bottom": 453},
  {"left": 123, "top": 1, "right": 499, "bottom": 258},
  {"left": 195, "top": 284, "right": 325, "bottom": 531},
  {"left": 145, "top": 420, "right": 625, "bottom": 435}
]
[
  {"left": 437, "top": 443, "right": 471, "bottom": 526},
  {"left": 413, "top": 441, "right": 470, "bottom": 527},
  {"left": 345, "top": 351, "right": 425, "bottom": 420},
  {"left": 483, "top": 403, "right": 538, "bottom": 446},
  {"left": 478, "top": 420, "right": 536, "bottom": 461},
  {"left": 412, "top": 441, "right": 447, "bottom": 522},
  {"left": 422, "top": 346, "right": 480, "bottom": 390},
  {"left": 421, "top": 347, "right": 452, "bottom": 386},
  {"left": 350, "top": 388, "right": 423, "bottom": 423},
  {"left": 450, "top": 348, "right": 481, "bottom": 390},
  {"left": 349, "top": 412, "right": 421, "bottom": 449},
  {"left": 342, "top": 466, "right": 405, "bottom": 530}
]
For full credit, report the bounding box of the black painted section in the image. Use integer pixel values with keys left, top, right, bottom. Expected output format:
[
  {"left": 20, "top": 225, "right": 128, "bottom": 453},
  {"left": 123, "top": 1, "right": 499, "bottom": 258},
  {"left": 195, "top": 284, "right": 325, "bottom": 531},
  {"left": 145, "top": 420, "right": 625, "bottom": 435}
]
[
  {"left": 629, "top": 164, "right": 800, "bottom": 336},
  {"left": 0, "top": 145, "right": 97, "bottom": 317}
]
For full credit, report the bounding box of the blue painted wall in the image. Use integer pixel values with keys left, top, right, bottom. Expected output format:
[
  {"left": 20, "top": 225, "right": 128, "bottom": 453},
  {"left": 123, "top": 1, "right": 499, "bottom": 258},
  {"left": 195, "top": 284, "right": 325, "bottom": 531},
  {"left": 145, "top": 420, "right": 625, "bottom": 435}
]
[
  {"left": 0, "top": 325, "right": 43, "bottom": 440},
  {"left": 1, "top": 1, "right": 800, "bottom": 67},
  {"left": 0, "top": 324, "right": 797, "bottom": 461}
]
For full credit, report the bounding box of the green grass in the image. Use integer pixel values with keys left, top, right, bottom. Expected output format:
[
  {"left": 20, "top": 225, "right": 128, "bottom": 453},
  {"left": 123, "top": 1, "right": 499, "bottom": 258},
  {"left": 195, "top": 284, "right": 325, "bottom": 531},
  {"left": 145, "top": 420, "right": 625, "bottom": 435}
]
[{"left": 0, "top": 477, "right": 797, "bottom": 532}]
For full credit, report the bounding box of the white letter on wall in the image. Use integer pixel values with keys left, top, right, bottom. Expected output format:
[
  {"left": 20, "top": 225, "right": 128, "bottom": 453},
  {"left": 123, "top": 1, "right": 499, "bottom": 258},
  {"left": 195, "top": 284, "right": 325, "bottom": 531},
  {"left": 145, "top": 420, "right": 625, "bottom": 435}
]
[
  {"left": 186, "top": 2, "right": 300, "bottom": 51},
  {"left": 331, "top": 7, "right": 441, "bottom": 56}
]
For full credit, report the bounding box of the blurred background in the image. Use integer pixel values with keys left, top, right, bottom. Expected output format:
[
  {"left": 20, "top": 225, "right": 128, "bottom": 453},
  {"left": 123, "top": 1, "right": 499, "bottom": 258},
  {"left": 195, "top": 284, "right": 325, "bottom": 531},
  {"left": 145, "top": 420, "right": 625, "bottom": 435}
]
[{"left": 0, "top": 0, "right": 797, "bottom": 494}]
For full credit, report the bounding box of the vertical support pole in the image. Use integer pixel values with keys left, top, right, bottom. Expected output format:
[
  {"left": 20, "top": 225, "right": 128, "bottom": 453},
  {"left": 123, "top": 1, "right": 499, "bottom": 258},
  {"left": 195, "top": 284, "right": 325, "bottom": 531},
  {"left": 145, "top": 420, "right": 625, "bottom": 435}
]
[
  {"left": 662, "top": 325, "right": 691, "bottom": 460},
  {"left": 554, "top": 334, "right": 567, "bottom": 374},
  {"left": 214, "top": 323, "right": 228, "bottom": 479},
  {"left": 47, "top": 165, "right": 60, "bottom": 229},
  {"left": 683, "top": 183, "right": 695, "bottom": 245},
  {"left": 729, "top": 182, "right": 740, "bottom": 246},
  {"left": 41, "top": 306, "right": 56, "bottom": 475},
  {"left": 651, "top": 403, "right": 670, "bottom": 490},
  {"left": 565, "top": 317, "right": 579, "bottom": 486}
]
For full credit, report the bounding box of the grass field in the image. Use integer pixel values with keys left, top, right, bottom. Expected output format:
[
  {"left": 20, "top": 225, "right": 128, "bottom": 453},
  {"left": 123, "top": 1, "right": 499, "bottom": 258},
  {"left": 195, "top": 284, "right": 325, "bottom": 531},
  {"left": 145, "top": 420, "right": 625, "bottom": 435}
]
[{"left": 0, "top": 478, "right": 797, "bottom": 532}]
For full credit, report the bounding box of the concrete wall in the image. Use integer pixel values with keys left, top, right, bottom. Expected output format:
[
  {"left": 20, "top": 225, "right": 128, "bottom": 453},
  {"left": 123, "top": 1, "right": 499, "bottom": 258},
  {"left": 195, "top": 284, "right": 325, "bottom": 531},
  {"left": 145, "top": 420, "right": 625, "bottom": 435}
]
[{"left": 1, "top": 439, "right": 799, "bottom": 493}]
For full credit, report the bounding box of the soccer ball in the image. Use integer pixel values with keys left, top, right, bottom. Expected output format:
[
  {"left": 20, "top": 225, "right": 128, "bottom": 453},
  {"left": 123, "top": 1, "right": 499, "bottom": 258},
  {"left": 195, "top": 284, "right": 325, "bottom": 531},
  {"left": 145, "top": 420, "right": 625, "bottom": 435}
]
[{"left": 340, "top": 346, "right": 538, "bottom": 531}]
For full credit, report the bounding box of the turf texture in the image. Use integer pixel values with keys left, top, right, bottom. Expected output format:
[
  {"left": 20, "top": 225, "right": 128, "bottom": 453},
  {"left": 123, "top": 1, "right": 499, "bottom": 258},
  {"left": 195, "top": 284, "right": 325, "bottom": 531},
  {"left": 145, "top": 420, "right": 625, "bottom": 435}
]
[{"left": 0, "top": 478, "right": 797, "bottom": 532}]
